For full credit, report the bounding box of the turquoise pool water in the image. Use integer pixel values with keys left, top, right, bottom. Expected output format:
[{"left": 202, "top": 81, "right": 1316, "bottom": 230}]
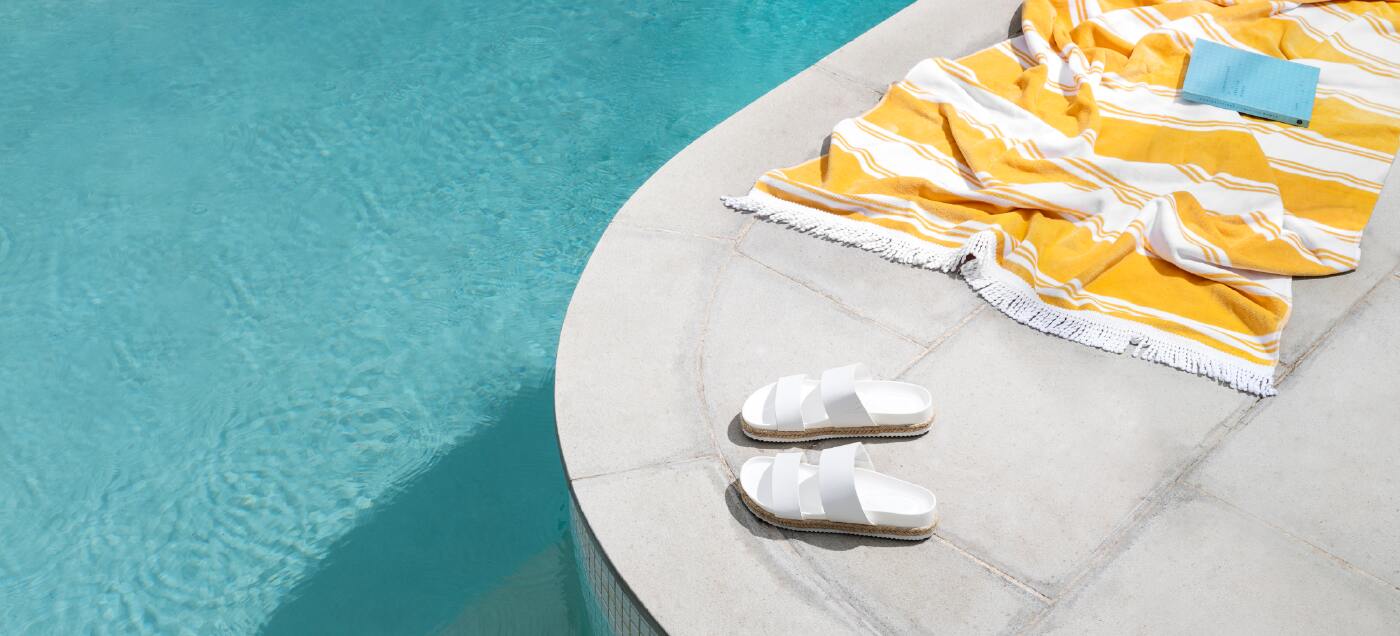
[{"left": 0, "top": 1, "right": 906, "bottom": 633}]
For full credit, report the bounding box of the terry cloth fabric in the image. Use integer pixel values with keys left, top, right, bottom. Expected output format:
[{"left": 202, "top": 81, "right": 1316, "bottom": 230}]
[{"left": 724, "top": 0, "right": 1400, "bottom": 396}]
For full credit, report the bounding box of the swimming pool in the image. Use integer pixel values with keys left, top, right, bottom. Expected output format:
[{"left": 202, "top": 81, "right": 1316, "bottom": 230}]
[{"left": 0, "top": 1, "right": 906, "bottom": 632}]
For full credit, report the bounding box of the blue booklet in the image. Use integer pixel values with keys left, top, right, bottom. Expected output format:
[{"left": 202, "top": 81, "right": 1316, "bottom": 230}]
[{"left": 1181, "top": 39, "right": 1320, "bottom": 127}]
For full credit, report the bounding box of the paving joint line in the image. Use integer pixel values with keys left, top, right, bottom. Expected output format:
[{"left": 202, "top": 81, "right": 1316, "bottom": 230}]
[
  {"left": 895, "top": 304, "right": 986, "bottom": 379},
  {"left": 733, "top": 217, "right": 756, "bottom": 243},
  {"left": 608, "top": 217, "right": 742, "bottom": 244},
  {"left": 1185, "top": 482, "right": 1400, "bottom": 595},
  {"left": 811, "top": 62, "right": 888, "bottom": 97},
  {"left": 697, "top": 251, "right": 740, "bottom": 481},
  {"left": 930, "top": 531, "right": 1054, "bottom": 604},
  {"left": 732, "top": 249, "right": 926, "bottom": 349},
  {"left": 568, "top": 452, "right": 720, "bottom": 484},
  {"left": 1279, "top": 262, "right": 1399, "bottom": 378},
  {"left": 1015, "top": 393, "right": 1269, "bottom": 633},
  {"left": 700, "top": 242, "right": 1030, "bottom": 633},
  {"left": 1036, "top": 298, "right": 1383, "bottom": 610}
]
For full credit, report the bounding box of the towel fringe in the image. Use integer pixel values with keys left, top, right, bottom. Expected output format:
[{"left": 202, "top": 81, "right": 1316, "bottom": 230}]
[{"left": 722, "top": 192, "right": 1278, "bottom": 397}]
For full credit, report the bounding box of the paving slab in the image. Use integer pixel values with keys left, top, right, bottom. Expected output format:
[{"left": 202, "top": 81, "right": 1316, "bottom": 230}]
[
  {"left": 553, "top": 1, "right": 1400, "bottom": 633},
  {"left": 554, "top": 225, "right": 726, "bottom": 478},
  {"left": 896, "top": 310, "right": 1251, "bottom": 592},
  {"left": 738, "top": 219, "right": 984, "bottom": 345},
  {"left": 783, "top": 530, "right": 1046, "bottom": 635},
  {"left": 816, "top": 0, "right": 1027, "bottom": 92},
  {"left": 698, "top": 256, "right": 927, "bottom": 471},
  {"left": 1035, "top": 490, "right": 1400, "bottom": 635},
  {"left": 1193, "top": 279, "right": 1400, "bottom": 588},
  {"left": 611, "top": 67, "right": 880, "bottom": 240},
  {"left": 570, "top": 460, "right": 873, "bottom": 634}
]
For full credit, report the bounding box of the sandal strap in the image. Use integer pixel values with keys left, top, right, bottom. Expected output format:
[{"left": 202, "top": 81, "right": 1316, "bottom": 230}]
[
  {"left": 774, "top": 374, "right": 809, "bottom": 431},
  {"left": 768, "top": 451, "right": 804, "bottom": 519},
  {"left": 818, "top": 443, "right": 873, "bottom": 525},
  {"left": 819, "top": 363, "right": 873, "bottom": 426}
]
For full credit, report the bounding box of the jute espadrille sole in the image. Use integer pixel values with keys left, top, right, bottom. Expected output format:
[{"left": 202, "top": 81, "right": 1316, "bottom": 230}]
[
  {"left": 739, "top": 416, "right": 933, "bottom": 443},
  {"left": 736, "top": 486, "right": 936, "bottom": 541}
]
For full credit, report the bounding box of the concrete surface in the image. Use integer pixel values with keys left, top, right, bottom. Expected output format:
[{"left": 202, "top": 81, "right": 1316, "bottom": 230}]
[{"left": 555, "top": 1, "right": 1400, "bottom": 633}]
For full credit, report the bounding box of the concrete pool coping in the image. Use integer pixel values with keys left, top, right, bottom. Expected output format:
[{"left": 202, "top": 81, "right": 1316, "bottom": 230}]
[{"left": 555, "top": 0, "right": 1400, "bottom": 632}]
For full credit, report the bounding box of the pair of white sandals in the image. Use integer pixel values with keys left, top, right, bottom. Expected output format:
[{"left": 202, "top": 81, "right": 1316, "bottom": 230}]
[{"left": 736, "top": 363, "right": 938, "bottom": 541}]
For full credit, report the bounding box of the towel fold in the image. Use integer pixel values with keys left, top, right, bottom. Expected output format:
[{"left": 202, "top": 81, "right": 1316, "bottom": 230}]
[{"left": 726, "top": 0, "right": 1400, "bottom": 395}]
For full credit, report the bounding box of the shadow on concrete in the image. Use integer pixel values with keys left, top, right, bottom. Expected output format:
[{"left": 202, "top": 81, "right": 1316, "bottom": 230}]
[
  {"left": 720, "top": 412, "right": 940, "bottom": 552},
  {"left": 721, "top": 481, "right": 928, "bottom": 552}
]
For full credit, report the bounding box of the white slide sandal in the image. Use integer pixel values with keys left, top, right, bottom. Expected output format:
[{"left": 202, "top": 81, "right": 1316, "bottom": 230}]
[
  {"left": 740, "top": 363, "right": 934, "bottom": 442},
  {"left": 737, "top": 443, "right": 937, "bottom": 540}
]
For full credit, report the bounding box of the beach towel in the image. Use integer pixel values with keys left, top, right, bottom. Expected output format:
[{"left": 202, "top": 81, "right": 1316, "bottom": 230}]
[{"left": 724, "top": 0, "right": 1400, "bottom": 396}]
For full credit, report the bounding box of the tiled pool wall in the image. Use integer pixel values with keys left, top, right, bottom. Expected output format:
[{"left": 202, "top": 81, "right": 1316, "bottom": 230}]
[{"left": 570, "top": 500, "right": 663, "bottom": 636}]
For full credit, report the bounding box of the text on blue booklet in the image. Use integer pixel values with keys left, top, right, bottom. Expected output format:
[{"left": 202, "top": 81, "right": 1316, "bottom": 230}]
[{"left": 1181, "top": 39, "right": 1320, "bottom": 127}]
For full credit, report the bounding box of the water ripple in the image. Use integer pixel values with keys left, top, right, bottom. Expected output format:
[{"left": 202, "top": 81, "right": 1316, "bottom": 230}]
[{"left": 0, "top": 0, "right": 907, "bottom": 632}]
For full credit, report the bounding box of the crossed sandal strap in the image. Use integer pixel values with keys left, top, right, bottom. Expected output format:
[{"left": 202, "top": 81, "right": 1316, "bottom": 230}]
[
  {"left": 819, "top": 363, "right": 874, "bottom": 426},
  {"left": 774, "top": 364, "right": 873, "bottom": 432},
  {"left": 766, "top": 451, "right": 804, "bottom": 519},
  {"left": 818, "top": 443, "right": 874, "bottom": 525},
  {"left": 773, "top": 374, "right": 809, "bottom": 431}
]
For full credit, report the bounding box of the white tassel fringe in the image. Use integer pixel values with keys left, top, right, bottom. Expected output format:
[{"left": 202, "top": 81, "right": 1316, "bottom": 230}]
[{"left": 722, "top": 193, "right": 1278, "bottom": 397}]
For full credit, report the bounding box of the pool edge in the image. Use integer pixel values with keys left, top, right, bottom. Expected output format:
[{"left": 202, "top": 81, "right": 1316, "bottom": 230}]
[{"left": 552, "top": 2, "right": 985, "bottom": 632}]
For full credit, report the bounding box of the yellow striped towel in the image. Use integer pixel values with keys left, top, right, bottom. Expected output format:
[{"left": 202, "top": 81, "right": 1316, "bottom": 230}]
[{"left": 724, "top": 0, "right": 1400, "bottom": 396}]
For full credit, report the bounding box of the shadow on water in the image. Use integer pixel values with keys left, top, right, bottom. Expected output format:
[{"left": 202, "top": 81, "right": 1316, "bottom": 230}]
[{"left": 261, "top": 376, "right": 597, "bottom": 636}]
